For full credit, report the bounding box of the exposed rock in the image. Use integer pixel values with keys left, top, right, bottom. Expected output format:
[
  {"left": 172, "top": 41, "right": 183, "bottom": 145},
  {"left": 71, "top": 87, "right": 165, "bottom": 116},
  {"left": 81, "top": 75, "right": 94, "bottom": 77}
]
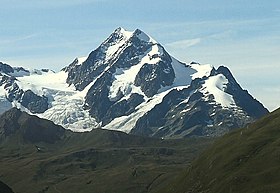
[
  {"left": 0, "top": 62, "right": 14, "bottom": 74},
  {"left": 21, "top": 90, "right": 48, "bottom": 113}
]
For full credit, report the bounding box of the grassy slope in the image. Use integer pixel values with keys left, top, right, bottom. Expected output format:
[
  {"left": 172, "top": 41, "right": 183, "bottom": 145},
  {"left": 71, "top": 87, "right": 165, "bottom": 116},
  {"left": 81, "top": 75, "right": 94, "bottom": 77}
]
[
  {"left": 0, "top": 127, "right": 211, "bottom": 193},
  {"left": 160, "top": 107, "right": 280, "bottom": 193},
  {"left": 0, "top": 180, "right": 14, "bottom": 193}
]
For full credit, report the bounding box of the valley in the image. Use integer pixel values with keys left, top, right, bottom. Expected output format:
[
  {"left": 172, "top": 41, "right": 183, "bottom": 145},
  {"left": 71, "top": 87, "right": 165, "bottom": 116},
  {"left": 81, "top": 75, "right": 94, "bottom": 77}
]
[{"left": 0, "top": 108, "right": 212, "bottom": 193}]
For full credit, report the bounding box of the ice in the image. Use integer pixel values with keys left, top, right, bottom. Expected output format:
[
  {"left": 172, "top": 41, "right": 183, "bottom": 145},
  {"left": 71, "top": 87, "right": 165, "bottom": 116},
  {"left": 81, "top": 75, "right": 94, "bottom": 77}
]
[
  {"left": 158, "top": 57, "right": 196, "bottom": 93},
  {"left": 39, "top": 91, "right": 99, "bottom": 132},
  {"left": 191, "top": 63, "right": 213, "bottom": 79},
  {"left": 104, "top": 89, "right": 171, "bottom": 133},
  {"left": 202, "top": 74, "right": 236, "bottom": 108},
  {"left": 0, "top": 86, "right": 12, "bottom": 114},
  {"left": 105, "top": 28, "right": 133, "bottom": 61},
  {"left": 77, "top": 56, "right": 87, "bottom": 65},
  {"left": 0, "top": 27, "right": 245, "bottom": 134},
  {"left": 16, "top": 71, "right": 73, "bottom": 96},
  {"left": 118, "top": 27, "right": 134, "bottom": 39},
  {"left": 108, "top": 44, "right": 163, "bottom": 100},
  {"left": 12, "top": 70, "right": 100, "bottom": 131}
]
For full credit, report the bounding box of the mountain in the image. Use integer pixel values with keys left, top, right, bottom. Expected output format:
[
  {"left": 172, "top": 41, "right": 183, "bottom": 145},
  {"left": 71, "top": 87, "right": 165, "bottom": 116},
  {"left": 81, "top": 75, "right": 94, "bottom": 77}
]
[
  {"left": 0, "top": 107, "right": 65, "bottom": 144},
  {"left": 0, "top": 27, "right": 269, "bottom": 138},
  {"left": 0, "top": 108, "right": 212, "bottom": 193},
  {"left": 0, "top": 62, "right": 51, "bottom": 114},
  {"left": 159, "top": 107, "right": 280, "bottom": 193}
]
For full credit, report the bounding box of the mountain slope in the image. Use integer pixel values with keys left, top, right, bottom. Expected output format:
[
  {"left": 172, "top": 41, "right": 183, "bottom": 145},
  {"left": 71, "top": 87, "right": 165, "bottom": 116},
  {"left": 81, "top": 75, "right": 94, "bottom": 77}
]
[
  {"left": 160, "top": 107, "right": 280, "bottom": 193},
  {"left": 0, "top": 108, "right": 212, "bottom": 193},
  {"left": 0, "top": 108, "right": 65, "bottom": 144},
  {"left": 61, "top": 27, "right": 268, "bottom": 138},
  {"left": 0, "top": 181, "right": 14, "bottom": 193},
  {"left": 0, "top": 27, "right": 269, "bottom": 138}
]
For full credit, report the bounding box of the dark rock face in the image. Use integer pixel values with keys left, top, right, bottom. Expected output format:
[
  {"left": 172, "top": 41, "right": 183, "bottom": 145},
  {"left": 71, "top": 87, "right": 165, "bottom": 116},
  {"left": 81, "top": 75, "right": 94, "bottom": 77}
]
[
  {"left": 131, "top": 88, "right": 192, "bottom": 137},
  {"left": 216, "top": 66, "right": 269, "bottom": 118},
  {"left": 21, "top": 90, "right": 48, "bottom": 113},
  {"left": 65, "top": 28, "right": 130, "bottom": 91},
  {"left": 84, "top": 66, "right": 146, "bottom": 125},
  {"left": 65, "top": 55, "right": 108, "bottom": 91},
  {"left": 103, "top": 93, "right": 144, "bottom": 125},
  {"left": 0, "top": 108, "right": 65, "bottom": 143},
  {"left": 113, "top": 31, "right": 151, "bottom": 69},
  {"left": 131, "top": 70, "right": 257, "bottom": 138},
  {"left": 5, "top": 82, "right": 23, "bottom": 102},
  {"left": 85, "top": 72, "right": 114, "bottom": 122},
  {"left": 134, "top": 50, "right": 175, "bottom": 97},
  {"left": 0, "top": 70, "right": 49, "bottom": 114},
  {"left": 0, "top": 62, "right": 14, "bottom": 74},
  {"left": 79, "top": 29, "right": 178, "bottom": 125}
]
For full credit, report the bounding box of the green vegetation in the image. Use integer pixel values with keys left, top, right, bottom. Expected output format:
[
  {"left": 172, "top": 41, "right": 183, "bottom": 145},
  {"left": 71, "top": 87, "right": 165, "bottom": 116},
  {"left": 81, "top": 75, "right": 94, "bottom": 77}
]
[
  {"left": 160, "top": 107, "right": 280, "bottom": 193},
  {"left": 0, "top": 180, "right": 14, "bottom": 193},
  {"left": 0, "top": 108, "right": 212, "bottom": 193}
]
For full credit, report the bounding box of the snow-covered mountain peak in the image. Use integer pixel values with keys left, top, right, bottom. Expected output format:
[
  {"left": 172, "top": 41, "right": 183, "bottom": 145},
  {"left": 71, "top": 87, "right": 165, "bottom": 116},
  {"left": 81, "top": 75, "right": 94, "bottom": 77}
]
[
  {"left": 103, "top": 27, "right": 133, "bottom": 47},
  {"left": 114, "top": 27, "right": 134, "bottom": 39},
  {"left": 0, "top": 28, "right": 269, "bottom": 138},
  {"left": 133, "top": 28, "right": 157, "bottom": 44}
]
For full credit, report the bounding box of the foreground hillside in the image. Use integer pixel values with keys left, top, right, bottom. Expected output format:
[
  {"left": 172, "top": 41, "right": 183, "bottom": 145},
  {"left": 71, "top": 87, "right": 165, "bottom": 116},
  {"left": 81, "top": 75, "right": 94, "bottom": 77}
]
[
  {"left": 0, "top": 108, "right": 211, "bottom": 193},
  {"left": 160, "top": 107, "right": 280, "bottom": 193},
  {"left": 0, "top": 181, "right": 14, "bottom": 193}
]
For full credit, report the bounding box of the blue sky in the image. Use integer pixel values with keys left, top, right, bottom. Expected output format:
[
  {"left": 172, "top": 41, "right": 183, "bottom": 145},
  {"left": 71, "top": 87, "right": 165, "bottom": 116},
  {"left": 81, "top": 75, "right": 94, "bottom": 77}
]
[{"left": 0, "top": 0, "right": 279, "bottom": 111}]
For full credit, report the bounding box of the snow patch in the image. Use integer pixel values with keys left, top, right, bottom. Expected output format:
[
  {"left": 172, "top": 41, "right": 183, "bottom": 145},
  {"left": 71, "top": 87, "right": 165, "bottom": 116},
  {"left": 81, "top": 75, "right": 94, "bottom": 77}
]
[
  {"left": 108, "top": 44, "right": 163, "bottom": 100},
  {"left": 172, "top": 58, "right": 195, "bottom": 87},
  {"left": 191, "top": 63, "right": 213, "bottom": 79},
  {"left": 105, "top": 89, "right": 171, "bottom": 133},
  {"left": 202, "top": 74, "right": 236, "bottom": 108},
  {"left": 12, "top": 70, "right": 100, "bottom": 131},
  {"left": 0, "top": 86, "right": 12, "bottom": 114},
  {"left": 159, "top": 57, "right": 195, "bottom": 93},
  {"left": 104, "top": 28, "right": 133, "bottom": 61},
  {"left": 77, "top": 56, "right": 87, "bottom": 65},
  {"left": 16, "top": 71, "right": 73, "bottom": 96},
  {"left": 119, "top": 27, "right": 134, "bottom": 39}
]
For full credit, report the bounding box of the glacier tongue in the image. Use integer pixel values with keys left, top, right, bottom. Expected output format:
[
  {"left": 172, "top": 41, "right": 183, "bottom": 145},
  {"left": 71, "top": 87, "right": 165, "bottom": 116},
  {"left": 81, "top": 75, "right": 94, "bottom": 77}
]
[
  {"left": 11, "top": 70, "right": 100, "bottom": 131},
  {"left": 39, "top": 91, "right": 99, "bottom": 132}
]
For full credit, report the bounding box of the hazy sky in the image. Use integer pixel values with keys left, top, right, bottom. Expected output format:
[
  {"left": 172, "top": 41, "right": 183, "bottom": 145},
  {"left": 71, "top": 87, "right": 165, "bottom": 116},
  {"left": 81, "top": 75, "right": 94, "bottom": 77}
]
[{"left": 0, "top": 0, "right": 279, "bottom": 111}]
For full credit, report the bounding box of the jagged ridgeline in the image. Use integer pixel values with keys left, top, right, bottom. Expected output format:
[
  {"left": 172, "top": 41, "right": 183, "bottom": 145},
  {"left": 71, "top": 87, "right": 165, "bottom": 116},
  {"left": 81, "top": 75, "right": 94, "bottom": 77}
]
[{"left": 0, "top": 28, "right": 268, "bottom": 138}]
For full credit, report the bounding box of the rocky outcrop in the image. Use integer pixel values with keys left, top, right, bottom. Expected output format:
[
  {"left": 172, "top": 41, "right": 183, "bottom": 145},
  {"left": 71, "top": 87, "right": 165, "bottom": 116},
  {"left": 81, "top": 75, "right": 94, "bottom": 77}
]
[
  {"left": 0, "top": 62, "right": 14, "bottom": 74},
  {"left": 21, "top": 90, "right": 48, "bottom": 113}
]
